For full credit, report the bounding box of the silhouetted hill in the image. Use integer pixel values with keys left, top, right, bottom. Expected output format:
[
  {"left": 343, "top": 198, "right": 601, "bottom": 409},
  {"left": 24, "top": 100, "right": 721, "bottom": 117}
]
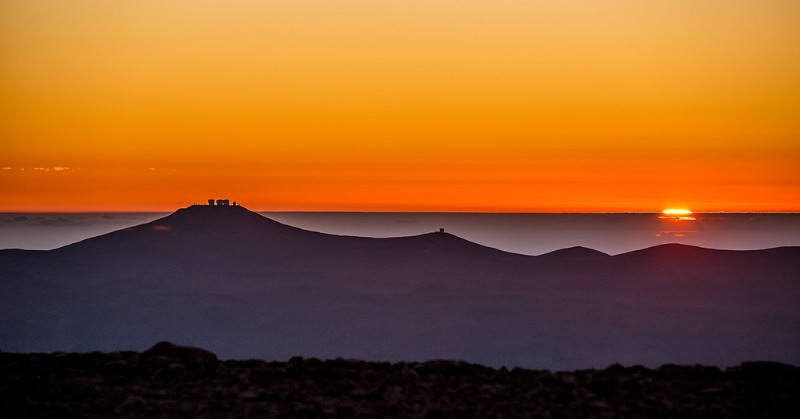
[
  {"left": 45, "top": 205, "right": 521, "bottom": 294},
  {"left": 539, "top": 246, "right": 610, "bottom": 261},
  {"left": 56, "top": 204, "right": 312, "bottom": 253},
  {"left": 1, "top": 205, "right": 799, "bottom": 369}
]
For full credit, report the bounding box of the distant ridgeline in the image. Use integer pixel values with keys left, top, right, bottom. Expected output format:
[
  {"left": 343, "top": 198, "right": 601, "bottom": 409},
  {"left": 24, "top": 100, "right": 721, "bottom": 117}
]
[{"left": 0, "top": 204, "right": 798, "bottom": 370}]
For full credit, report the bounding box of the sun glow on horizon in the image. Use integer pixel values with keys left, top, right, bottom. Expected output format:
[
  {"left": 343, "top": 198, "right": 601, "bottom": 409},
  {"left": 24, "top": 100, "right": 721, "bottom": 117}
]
[
  {"left": 660, "top": 209, "right": 696, "bottom": 221},
  {"left": 662, "top": 209, "right": 692, "bottom": 215}
]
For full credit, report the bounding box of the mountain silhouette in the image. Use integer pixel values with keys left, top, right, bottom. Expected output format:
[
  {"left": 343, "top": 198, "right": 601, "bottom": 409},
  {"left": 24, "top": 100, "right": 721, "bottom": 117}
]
[
  {"left": 538, "top": 246, "right": 610, "bottom": 260},
  {"left": 1, "top": 205, "right": 799, "bottom": 370}
]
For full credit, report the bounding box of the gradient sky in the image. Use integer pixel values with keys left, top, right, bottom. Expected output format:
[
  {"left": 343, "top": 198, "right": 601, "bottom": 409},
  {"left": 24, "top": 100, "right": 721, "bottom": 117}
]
[{"left": 2, "top": 1, "right": 799, "bottom": 212}]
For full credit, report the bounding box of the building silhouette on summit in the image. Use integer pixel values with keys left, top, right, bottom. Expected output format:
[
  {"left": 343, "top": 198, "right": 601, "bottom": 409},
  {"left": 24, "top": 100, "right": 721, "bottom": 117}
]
[{"left": 207, "top": 199, "right": 236, "bottom": 206}]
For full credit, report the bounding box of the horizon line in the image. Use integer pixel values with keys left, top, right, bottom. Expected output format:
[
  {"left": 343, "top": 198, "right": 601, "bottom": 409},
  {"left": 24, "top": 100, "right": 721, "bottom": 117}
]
[{"left": 2, "top": 208, "right": 800, "bottom": 215}]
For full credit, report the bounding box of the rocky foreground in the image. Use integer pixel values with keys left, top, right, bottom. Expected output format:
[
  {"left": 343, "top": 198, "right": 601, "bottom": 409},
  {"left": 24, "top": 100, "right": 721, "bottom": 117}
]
[{"left": 2, "top": 342, "right": 799, "bottom": 418}]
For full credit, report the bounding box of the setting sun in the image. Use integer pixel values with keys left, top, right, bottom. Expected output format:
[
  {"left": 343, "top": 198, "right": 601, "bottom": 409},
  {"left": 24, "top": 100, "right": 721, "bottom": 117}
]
[
  {"left": 662, "top": 209, "right": 692, "bottom": 215},
  {"left": 660, "top": 209, "right": 696, "bottom": 221}
]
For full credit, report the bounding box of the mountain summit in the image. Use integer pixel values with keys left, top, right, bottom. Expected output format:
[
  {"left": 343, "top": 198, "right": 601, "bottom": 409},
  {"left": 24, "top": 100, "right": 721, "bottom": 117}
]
[
  {"left": 56, "top": 204, "right": 306, "bottom": 252},
  {"left": 151, "top": 203, "right": 288, "bottom": 232}
]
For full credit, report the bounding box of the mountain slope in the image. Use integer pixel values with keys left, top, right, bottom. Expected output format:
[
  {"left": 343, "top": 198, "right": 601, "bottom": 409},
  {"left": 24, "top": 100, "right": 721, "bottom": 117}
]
[{"left": 45, "top": 205, "right": 526, "bottom": 294}]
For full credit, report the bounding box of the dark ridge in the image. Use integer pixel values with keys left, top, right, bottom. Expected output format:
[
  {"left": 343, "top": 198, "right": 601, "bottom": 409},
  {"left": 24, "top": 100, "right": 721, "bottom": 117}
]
[
  {"left": 614, "top": 242, "right": 718, "bottom": 257},
  {"left": 52, "top": 204, "right": 519, "bottom": 258},
  {"left": 0, "top": 248, "right": 48, "bottom": 256},
  {"left": 611, "top": 242, "right": 800, "bottom": 266},
  {"left": 387, "top": 231, "right": 527, "bottom": 258},
  {"left": 538, "top": 246, "right": 610, "bottom": 260},
  {"left": 2, "top": 344, "right": 798, "bottom": 418}
]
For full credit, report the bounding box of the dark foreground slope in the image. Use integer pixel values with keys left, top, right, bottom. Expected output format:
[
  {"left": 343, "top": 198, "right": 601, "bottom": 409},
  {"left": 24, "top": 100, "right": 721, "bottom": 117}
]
[
  {"left": 3, "top": 342, "right": 799, "bottom": 418},
  {"left": 1, "top": 205, "right": 799, "bottom": 369}
]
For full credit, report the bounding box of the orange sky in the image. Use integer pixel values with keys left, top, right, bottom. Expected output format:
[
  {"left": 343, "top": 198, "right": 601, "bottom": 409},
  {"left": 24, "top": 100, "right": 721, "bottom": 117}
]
[{"left": 2, "top": 1, "right": 799, "bottom": 212}]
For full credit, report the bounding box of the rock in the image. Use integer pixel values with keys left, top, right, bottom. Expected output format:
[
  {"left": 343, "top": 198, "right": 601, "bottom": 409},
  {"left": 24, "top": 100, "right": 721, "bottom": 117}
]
[{"left": 140, "top": 341, "right": 218, "bottom": 377}]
